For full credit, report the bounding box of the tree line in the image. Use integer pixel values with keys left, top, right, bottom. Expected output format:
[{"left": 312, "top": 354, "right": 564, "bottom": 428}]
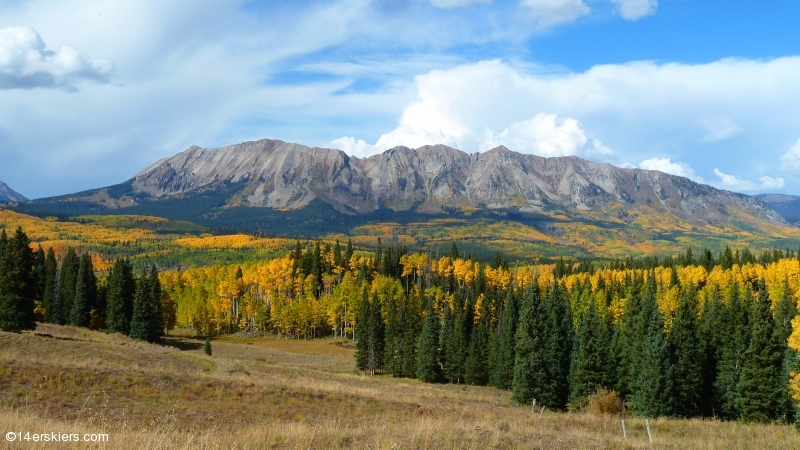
[{"left": 0, "top": 226, "right": 172, "bottom": 342}]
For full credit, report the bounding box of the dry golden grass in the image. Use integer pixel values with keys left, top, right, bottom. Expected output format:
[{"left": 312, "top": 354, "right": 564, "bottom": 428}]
[{"left": 2, "top": 324, "right": 799, "bottom": 449}]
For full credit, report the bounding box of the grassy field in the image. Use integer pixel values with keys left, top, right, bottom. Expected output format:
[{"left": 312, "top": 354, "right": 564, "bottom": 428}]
[{"left": 1, "top": 324, "right": 799, "bottom": 449}]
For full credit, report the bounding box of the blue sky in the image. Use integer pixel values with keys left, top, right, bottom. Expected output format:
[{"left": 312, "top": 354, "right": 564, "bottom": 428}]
[{"left": 1, "top": 0, "right": 800, "bottom": 198}]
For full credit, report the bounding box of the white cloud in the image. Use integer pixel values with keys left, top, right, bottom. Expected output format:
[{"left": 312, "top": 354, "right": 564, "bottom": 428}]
[
  {"left": 713, "top": 168, "right": 784, "bottom": 192},
  {"left": 519, "top": 0, "right": 590, "bottom": 27},
  {"left": 480, "top": 113, "right": 611, "bottom": 157},
  {"left": 639, "top": 158, "right": 703, "bottom": 182},
  {"left": 326, "top": 136, "right": 376, "bottom": 158},
  {"left": 0, "top": 26, "right": 113, "bottom": 90},
  {"left": 780, "top": 138, "right": 800, "bottom": 170},
  {"left": 610, "top": 0, "right": 657, "bottom": 20},
  {"left": 698, "top": 117, "right": 740, "bottom": 142},
  {"left": 760, "top": 176, "right": 785, "bottom": 190},
  {"left": 429, "top": 0, "right": 491, "bottom": 9}
]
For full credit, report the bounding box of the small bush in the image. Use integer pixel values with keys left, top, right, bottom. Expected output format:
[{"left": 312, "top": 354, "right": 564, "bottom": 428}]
[
  {"left": 204, "top": 338, "right": 212, "bottom": 356},
  {"left": 582, "top": 388, "right": 622, "bottom": 416}
]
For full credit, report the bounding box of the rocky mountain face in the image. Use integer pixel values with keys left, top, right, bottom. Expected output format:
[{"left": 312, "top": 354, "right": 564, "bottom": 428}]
[
  {"left": 756, "top": 194, "right": 800, "bottom": 224},
  {"left": 128, "top": 139, "right": 785, "bottom": 226},
  {"left": 0, "top": 180, "right": 27, "bottom": 202}
]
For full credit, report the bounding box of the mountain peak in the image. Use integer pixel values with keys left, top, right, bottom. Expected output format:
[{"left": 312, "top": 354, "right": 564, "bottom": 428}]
[{"left": 0, "top": 180, "right": 27, "bottom": 202}]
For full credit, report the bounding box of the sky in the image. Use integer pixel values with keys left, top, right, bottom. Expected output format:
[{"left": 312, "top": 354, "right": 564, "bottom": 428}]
[{"left": 1, "top": 0, "right": 800, "bottom": 199}]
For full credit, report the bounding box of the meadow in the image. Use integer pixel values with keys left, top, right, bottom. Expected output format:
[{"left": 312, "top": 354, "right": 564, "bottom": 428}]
[{"left": 2, "top": 324, "right": 799, "bottom": 449}]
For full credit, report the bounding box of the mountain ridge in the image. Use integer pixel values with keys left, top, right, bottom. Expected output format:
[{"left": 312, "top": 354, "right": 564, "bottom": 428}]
[{"left": 0, "top": 180, "right": 27, "bottom": 202}]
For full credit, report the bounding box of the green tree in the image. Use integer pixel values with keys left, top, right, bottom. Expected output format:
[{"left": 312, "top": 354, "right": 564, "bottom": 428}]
[
  {"left": 354, "top": 286, "right": 370, "bottom": 371},
  {"left": 464, "top": 310, "right": 490, "bottom": 385},
  {"left": 416, "top": 296, "right": 441, "bottom": 382},
  {"left": 715, "top": 282, "right": 750, "bottom": 420},
  {"left": 569, "top": 300, "right": 611, "bottom": 407},
  {"left": 105, "top": 258, "right": 136, "bottom": 335},
  {"left": 69, "top": 253, "right": 97, "bottom": 328},
  {"left": 492, "top": 289, "right": 518, "bottom": 389},
  {"left": 129, "top": 266, "right": 163, "bottom": 343},
  {"left": 41, "top": 248, "right": 57, "bottom": 323},
  {"left": 736, "top": 278, "right": 786, "bottom": 423},
  {"left": 668, "top": 284, "right": 704, "bottom": 417},
  {"left": 55, "top": 247, "right": 79, "bottom": 325},
  {"left": 0, "top": 227, "right": 37, "bottom": 332},
  {"left": 512, "top": 283, "right": 545, "bottom": 405},
  {"left": 699, "top": 286, "right": 727, "bottom": 417},
  {"left": 204, "top": 337, "right": 212, "bottom": 356}
]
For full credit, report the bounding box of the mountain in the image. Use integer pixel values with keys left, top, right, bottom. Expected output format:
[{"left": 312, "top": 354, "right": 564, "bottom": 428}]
[
  {"left": 755, "top": 193, "right": 800, "bottom": 224},
  {"left": 8, "top": 140, "right": 797, "bottom": 255},
  {"left": 0, "top": 180, "right": 27, "bottom": 202}
]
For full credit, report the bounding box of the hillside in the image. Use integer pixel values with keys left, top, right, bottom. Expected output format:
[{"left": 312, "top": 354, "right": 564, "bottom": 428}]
[
  {"left": 757, "top": 193, "right": 800, "bottom": 224},
  {"left": 2, "top": 324, "right": 798, "bottom": 449}
]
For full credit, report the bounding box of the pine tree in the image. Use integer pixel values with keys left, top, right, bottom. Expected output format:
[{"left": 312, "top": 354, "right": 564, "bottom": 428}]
[
  {"left": 492, "top": 289, "right": 518, "bottom": 389},
  {"left": 611, "top": 275, "right": 645, "bottom": 398},
  {"left": 569, "top": 300, "right": 610, "bottom": 407},
  {"left": 539, "top": 282, "right": 573, "bottom": 410},
  {"left": 416, "top": 296, "right": 441, "bottom": 382},
  {"left": 70, "top": 253, "right": 97, "bottom": 327},
  {"left": 668, "top": 284, "right": 704, "bottom": 417},
  {"left": 129, "top": 266, "right": 163, "bottom": 343},
  {"left": 699, "top": 286, "right": 727, "bottom": 417},
  {"left": 774, "top": 278, "right": 798, "bottom": 423},
  {"left": 629, "top": 275, "right": 673, "bottom": 417},
  {"left": 42, "top": 248, "right": 57, "bottom": 323},
  {"left": 33, "top": 246, "right": 45, "bottom": 320},
  {"left": 512, "top": 283, "right": 545, "bottom": 405},
  {"left": 0, "top": 227, "right": 37, "bottom": 332},
  {"left": 105, "top": 258, "right": 136, "bottom": 335},
  {"left": 736, "top": 278, "right": 786, "bottom": 423},
  {"left": 715, "top": 282, "right": 749, "bottom": 420},
  {"left": 366, "top": 292, "right": 385, "bottom": 375},
  {"left": 464, "top": 312, "right": 490, "bottom": 385},
  {"left": 354, "top": 286, "right": 370, "bottom": 371},
  {"left": 55, "top": 248, "right": 79, "bottom": 325},
  {"left": 204, "top": 337, "right": 212, "bottom": 356}
]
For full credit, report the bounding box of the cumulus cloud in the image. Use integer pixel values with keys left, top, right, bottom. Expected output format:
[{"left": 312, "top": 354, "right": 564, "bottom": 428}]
[
  {"left": 480, "top": 113, "right": 611, "bottom": 156},
  {"left": 713, "top": 168, "right": 784, "bottom": 192},
  {"left": 610, "top": 0, "right": 657, "bottom": 20},
  {"left": 519, "top": 0, "right": 590, "bottom": 27},
  {"left": 429, "top": 0, "right": 491, "bottom": 9},
  {"left": 639, "top": 158, "right": 703, "bottom": 182},
  {"left": 0, "top": 26, "right": 113, "bottom": 91},
  {"left": 780, "top": 138, "right": 800, "bottom": 170}
]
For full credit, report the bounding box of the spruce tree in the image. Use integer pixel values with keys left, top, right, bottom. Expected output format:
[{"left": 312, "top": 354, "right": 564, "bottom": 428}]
[
  {"left": 631, "top": 275, "right": 673, "bottom": 417},
  {"left": 699, "top": 286, "right": 727, "bottom": 417},
  {"left": 70, "top": 253, "right": 96, "bottom": 327},
  {"left": 354, "top": 286, "right": 370, "bottom": 371},
  {"left": 492, "top": 289, "right": 518, "bottom": 389},
  {"left": 0, "top": 227, "right": 37, "bottom": 332},
  {"left": 464, "top": 312, "right": 490, "bottom": 385},
  {"left": 42, "top": 248, "right": 57, "bottom": 323},
  {"left": 33, "top": 246, "right": 46, "bottom": 319},
  {"left": 55, "top": 247, "right": 79, "bottom": 325},
  {"left": 736, "top": 278, "right": 786, "bottom": 423},
  {"left": 204, "top": 337, "right": 212, "bottom": 356},
  {"left": 105, "top": 258, "right": 136, "bottom": 334},
  {"left": 668, "top": 284, "right": 704, "bottom": 417},
  {"left": 611, "top": 275, "right": 645, "bottom": 398},
  {"left": 774, "top": 279, "right": 798, "bottom": 423},
  {"left": 540, "top": 282, "right": 573, "bottom": 410},
  {"left": 715, "top": 282, "right": 749, "bottom": 420},
  {"left": 129, "top": 266, "right": 163, "bottom": 343},
  {"left": 512, "top": 283, "right": 545, "bottom": 405},
  {"left": 366, "top": 292, "right": 385, "bottom": 375},
  {"left": 569, "top": 300, "right": 610, "bottom": 407},
  {"left": 416, "top": 296, "right": 441, "bottom": 382}
]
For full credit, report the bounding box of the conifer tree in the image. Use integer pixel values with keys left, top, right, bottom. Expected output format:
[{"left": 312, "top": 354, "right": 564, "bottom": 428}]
[
  {"left": 55, "top": 248, "right": 79, "bottom": 325},
  {"left": 569, "top": 300, "right": 610, "bottom": 406},
  {"left": 105, "top": 258, "right": 136, "bottom": 335},
  {"left": 42, "top": 248, "right": 57, "bottom": 323},
  {"left": 612, "top": 275, "right": 644, "bottom": 398},
  {"left": 354, "top": 286, "right": 370, "bottom": 371},
  {"left": 736, "top": 278, "right": 786, "bottom": 423},
  {"left": 129, "top": 266, "right": 163, "bottom": 343},
  {"left": 715, "top": 282, "right": 749, "bottom": 420},
  {"left": 632, "top": 299, "right": 674, "bottom": 417},
  {"left": 699, "top": 286, "right": 727, "bottom": 417},
  {"left": 70, "top": 253, "right": 97, "bottom": 327},
  {"left": 668, "top": 284, "right": 704, "bottom": 417},
  {"left": 366, "top": 292, "right": 385, "bottom": 375},
  {"left": 540, "top": 282, "right": 573, "bottom": 410},
  {"left": 512, "top": 283, "right": 545, "bottom": 405},
  {"left": 416, "top": 296, "right": 441, "bottom": 382},
  {"left": 774, "top": 278, "right": 798, "bottom": 423},
  {"left": 492, "top": 289, "right": 518, "bottom": 389},
  {"left": 33, "top": 246, "right": 46, "bottom": 319},
  {"left": 204, "top": 337, "right": 212, "bottom": 356},
  {"left": 464, "top": 312, "right": 490, "bottom": 385},
  {"left": 0, "top": 227, "right": 37, "bottom": 332}
]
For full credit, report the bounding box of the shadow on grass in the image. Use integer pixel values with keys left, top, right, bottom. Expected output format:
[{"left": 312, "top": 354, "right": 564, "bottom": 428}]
[{"left": 161, "top": 336, "right": 205, "bottom": 351}]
